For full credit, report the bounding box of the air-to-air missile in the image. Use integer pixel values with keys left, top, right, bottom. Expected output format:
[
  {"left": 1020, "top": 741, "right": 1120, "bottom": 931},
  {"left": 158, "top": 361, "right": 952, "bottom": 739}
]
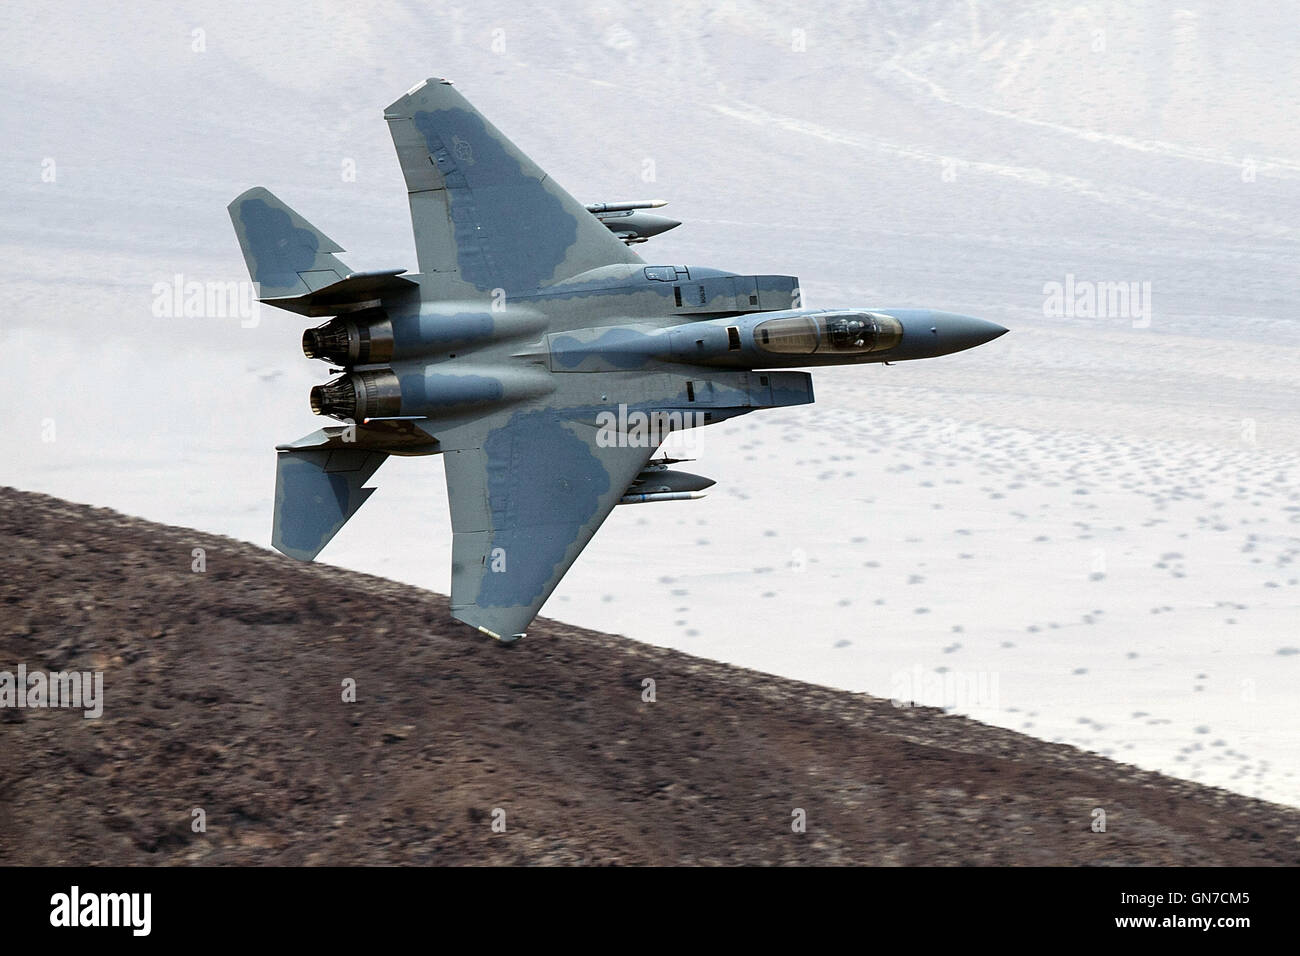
[{"left": 587, "top": 200, "right": 681, "bottom": 244}]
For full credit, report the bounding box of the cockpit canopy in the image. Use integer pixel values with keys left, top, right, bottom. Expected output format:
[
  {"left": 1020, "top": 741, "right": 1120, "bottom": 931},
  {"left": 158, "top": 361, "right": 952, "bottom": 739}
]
[{"left": 753, "top": 311, "right": 903, "bottom": 355}]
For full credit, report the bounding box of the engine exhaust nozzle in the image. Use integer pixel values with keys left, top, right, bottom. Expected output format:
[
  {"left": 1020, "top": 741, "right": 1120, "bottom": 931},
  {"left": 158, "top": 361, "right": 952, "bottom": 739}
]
[{"left": 309, "top": 369, "right": 402, "bottom": 421}]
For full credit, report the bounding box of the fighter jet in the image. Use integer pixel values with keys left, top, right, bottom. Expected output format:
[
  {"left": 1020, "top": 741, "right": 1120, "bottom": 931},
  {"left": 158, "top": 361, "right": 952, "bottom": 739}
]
[{"left": 228, "top": 77, "right": 1006, "bottom": 643}]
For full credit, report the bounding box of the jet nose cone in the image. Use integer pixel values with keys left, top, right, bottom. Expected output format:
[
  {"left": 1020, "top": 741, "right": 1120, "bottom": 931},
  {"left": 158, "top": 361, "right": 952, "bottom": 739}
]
[
  {"left": 882, "top": 310, "right": 1008, "bottom": 361},
  {"left": 928, "top": 312, "right": 1008, "bottom": 355}
]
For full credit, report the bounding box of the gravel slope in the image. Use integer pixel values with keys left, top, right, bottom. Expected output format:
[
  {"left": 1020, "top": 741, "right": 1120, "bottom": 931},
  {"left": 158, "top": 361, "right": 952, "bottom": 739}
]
[{"left": 1, "top": 487, "right": 1296, "bottom": 866}]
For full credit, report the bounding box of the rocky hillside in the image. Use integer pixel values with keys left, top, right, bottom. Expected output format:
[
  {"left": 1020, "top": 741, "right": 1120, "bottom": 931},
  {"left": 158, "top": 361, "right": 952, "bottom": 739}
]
[{"left": 1, "top": 487, "right": 1296, "bottom": 865}]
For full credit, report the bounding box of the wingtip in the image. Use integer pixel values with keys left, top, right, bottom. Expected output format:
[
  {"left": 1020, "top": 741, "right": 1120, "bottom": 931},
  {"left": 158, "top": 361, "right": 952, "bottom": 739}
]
[
  {"left": 227, "top": 185, "right": 270, "bottom": 211},
  {"left": 387, "top": 77, "right": 456, "bottom": 116},
  {"left": 400, "top": 76, "right": 453, "bottom": 97},
  {"left": 473, "top": 624, "right": 524, "bottom": 644}
]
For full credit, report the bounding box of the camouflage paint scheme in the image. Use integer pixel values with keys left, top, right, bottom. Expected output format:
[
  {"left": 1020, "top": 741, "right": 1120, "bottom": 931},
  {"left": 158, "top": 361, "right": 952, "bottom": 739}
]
[{"left": 228, "top": 78, "right": 1007, "bottom": 642}]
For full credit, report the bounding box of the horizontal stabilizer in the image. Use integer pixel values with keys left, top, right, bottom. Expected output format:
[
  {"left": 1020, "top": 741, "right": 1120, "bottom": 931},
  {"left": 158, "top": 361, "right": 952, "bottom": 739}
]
[
  {"left": 257, "top": 269, "right": 418, "bottom": 316},
  {"left": 272, "top": 445, "right": 388, "bottom": 561},
  {"left": 275, "top": 420, "right": 439, "bottom": 457}
]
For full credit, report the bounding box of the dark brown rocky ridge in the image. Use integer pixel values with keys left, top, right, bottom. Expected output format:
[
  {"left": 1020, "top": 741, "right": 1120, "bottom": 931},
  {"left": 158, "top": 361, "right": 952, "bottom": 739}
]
[{"left": 1, "top": 486, "right": 1297, "bottom": 866}]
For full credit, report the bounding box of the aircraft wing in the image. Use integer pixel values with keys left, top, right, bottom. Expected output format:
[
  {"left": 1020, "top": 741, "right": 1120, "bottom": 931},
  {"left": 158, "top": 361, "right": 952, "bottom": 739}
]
[
  {"left": 384, "top": 77, "right": 643, "bottom": 297},
  {"left": 437, "top": 409, "right": 659, "bottom": 641}
]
